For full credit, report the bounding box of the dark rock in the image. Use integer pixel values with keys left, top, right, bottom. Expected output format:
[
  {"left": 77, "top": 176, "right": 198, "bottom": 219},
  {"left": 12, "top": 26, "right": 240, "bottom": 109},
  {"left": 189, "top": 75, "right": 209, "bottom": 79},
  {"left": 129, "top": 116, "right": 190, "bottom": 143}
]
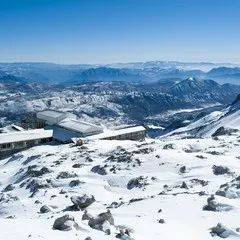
[
  {"left": 85, "top": 156, "right": 93, "bottom": 162},
  {"left": 0, "top": 193, "right": 19, "bottom": 203},
  {"left": 210, "top": 223, "right": 236, "bottom": 238},
  {"left": 215, "top": 190, "right": 226, "bottom": 197},
  {"left": 179, "top": 166, "right": 187, "bottom": 174},
  {"left": 127, "top": 176, "right": 148, "bottom": 190},
  {"left": 91, "top": 165, "right": 107, "bottom": 175},
  {"left": 71, "top": 194, "right": 95, "bottom": 210},
  {"left": 212, "top": 165, "right": 231, "bottom": 175},
  {"left": 53, "top": 214, "right": 78, "bottom": 231},
  {"left": 195, "top": 155, "right": 206, "bottom": 159},
  {"left": 129, "top": 198, "right": 145, "bottom": 204},
  {"left": 59, "top": 189, "right": 67, "bottom": 194},
  {"left": 82, "top": 210, "right": 93, "bottom": 221},
  {"left": 190, "top": 179, "right": 209, "bottom": 186},
  {"left": 26, "top": 179, "right": 51, "bottom": 193},
  {"left": 69, "top": 180, "right": 83, "bottom": 187},
  {"left": 25, "top": 166, "right": 52, "bottom": 178},
  {"left": 158, "top": 219, "right": 165, "bottom": 224},
  {"left": 22, "top": 155, "right": 41, "bottom": 165},
  {"left": 180, "top": 181, "right": 188, "bottom": 189},
  {"left": 3, "top": 184, "right": 15, "bottom": 192},
  {"left": 88, "top": 210, "right": 114, "bottom": 233},
  {"left": 207, "top": 151, "right": 222, "bottom": 155},
  {"left": 212, "top": 127, "right": 238, "bottom": 137},
  {"left": 203, "top": 195, "right": 232, "bottom": 212},
  {"left": 116, "top": 229, "right": 132, "bottom": 239},
  {"left": 133, "top": 147, "right": 154, "bottom": 154},
  {"left": 72, "top": 163, "right": 83, "bottom": 168},
  {"left": 163, "top": 144, "right": 174, "bottom": 150},
  {"left": 57, "top": 172, "right": 78, "bottom": 179},
  {"left": 108, "top": 201, "right": 124, "bottom": 208},
  {"left": 40, "top": 205, "right": 51, "bottom": 213},
  {"left": 199, "top": 191, "right": 206, "bottom": 196}
]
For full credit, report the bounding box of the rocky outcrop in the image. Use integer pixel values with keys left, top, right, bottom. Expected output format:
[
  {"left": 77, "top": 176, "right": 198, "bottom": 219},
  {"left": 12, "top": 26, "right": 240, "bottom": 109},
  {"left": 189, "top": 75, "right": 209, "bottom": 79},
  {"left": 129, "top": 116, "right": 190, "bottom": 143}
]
[
  {"left": 40, "top": 205, "right": 52, "bottom": 213},
  {"left": 57, "top": 171, "right": 78, "bottom": 179},
  {"left": 53, "top": 214, "right": 79, "bottom": 231},
  {"left": 212, "top": 165, "right": 231, "bottom": 175},
  {"left": 203, "top": 195, "right": 232, "bottom": 212},
  {"left": 91, "top": 165, "right": 107, "bottom": 175},
  {"left": 88, "top": 210, "right": 114, "bottom": 234},
  {"left": 71, "top": 194, "right": 95, "bottom": 210},
  {"left": 210, "top": 223, "right": 239, "bottom": 238},
  {"left": 127, "top": 176, "right": 149, "bottom": 190}
]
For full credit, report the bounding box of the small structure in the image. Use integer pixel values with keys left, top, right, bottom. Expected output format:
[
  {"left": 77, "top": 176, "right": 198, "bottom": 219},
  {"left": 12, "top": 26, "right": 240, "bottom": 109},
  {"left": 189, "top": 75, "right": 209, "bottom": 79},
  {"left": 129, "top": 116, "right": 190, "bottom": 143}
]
[
  {"left": 36, "top": 110, "right": 103, "bottom": 143},
  {"left": 0, "top": 128, "right": 53, "bottom": 157},
  {"left": 84, "top": 126, "right": 146, "bottom": 141}
]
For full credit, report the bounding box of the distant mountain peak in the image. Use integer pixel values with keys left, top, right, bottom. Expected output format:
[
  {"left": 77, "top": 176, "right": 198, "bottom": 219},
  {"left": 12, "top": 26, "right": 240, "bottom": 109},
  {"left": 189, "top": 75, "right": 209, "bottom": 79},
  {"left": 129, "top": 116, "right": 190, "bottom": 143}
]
[{"left": 186, "top": 77, "right": 195, "bottom": 81}]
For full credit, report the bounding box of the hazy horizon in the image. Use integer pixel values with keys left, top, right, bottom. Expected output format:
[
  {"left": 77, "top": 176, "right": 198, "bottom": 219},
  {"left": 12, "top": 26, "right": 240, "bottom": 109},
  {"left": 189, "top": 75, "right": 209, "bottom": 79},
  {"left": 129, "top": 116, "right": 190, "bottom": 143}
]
[{"left": 0, "top": 59, "right": 240, "bottom": 66}]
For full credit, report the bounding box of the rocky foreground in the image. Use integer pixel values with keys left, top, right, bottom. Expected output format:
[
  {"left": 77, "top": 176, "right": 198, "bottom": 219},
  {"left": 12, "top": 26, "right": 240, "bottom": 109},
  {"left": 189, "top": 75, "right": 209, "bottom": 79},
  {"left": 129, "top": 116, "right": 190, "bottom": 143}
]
[{"left": 0, "top": 132, "right": 240, "bottom": 240}]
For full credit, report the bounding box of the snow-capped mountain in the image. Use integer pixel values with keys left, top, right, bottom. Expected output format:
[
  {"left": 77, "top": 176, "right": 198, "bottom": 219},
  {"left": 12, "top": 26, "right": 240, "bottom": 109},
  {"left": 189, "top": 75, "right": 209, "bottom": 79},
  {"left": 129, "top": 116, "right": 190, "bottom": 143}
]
[
  {"left": 168, "top": 78, "right": 240, "bottom": 104},
  {"left": 1, "top": 61, "right": 240, "bottom": 85},
  {"left": 166, "top": 94, "right": 240, "bottom": 138},
  {"left": 0, "top": 75, "right": 239, "bottom": 132}
]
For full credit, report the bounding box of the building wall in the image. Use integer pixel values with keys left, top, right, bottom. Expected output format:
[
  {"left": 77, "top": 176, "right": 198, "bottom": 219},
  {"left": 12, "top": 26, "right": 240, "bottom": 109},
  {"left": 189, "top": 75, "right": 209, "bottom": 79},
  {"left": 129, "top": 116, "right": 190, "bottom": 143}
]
[
  {"left": 102, "top": 130, "right": 146, "bottom": 141},
  {"left": 0, "top": 137, "right": 52, "bottom": 158}
]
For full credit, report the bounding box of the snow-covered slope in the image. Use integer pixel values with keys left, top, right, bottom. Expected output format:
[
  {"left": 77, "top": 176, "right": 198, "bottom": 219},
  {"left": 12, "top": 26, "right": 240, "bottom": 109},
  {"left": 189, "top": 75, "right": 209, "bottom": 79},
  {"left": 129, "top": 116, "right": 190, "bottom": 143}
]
[
  {"left": 1, "top": 133, "right": 240, "bottom": 240},
  {"left": 166, "top": 95, "right": 240, "bottom": 138}
]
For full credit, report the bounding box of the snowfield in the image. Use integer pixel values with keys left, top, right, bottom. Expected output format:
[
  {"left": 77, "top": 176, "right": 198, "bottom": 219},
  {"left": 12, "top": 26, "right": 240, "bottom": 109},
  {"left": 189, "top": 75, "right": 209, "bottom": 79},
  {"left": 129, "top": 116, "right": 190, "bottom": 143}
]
[{"left": 1, "top": 132, "right": 240, "bottom": 240}]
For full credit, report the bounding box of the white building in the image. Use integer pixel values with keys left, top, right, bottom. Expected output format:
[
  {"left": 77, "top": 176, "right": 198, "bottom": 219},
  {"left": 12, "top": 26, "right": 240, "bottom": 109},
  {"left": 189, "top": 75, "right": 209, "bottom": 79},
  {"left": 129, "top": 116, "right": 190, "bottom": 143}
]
[
  {"left": 36, "top": 110, "right": 103, "bottom": 143},
  {"left": 0, "top": 128, "right": 53, "bottom": 157},
  {"left": 36, "top": 110, "right": 76, "bottom": 126},
  {"left": 83, "top": 125, "right": 146, "bottom": 141}
]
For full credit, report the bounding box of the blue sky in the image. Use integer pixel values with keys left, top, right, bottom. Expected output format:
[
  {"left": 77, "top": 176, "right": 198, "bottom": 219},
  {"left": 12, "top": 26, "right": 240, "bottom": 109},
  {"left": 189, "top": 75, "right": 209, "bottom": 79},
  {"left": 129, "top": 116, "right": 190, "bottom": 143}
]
[{"left": 0, "top": 0, "right": 240, "bottom": 64}]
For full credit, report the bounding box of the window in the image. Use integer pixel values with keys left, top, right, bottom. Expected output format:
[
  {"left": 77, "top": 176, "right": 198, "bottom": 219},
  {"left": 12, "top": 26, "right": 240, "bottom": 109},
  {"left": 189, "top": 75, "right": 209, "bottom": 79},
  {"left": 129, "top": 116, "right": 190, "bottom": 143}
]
[
  {"left": 0, "top": 143, "right": 11, "bottom": 149},
  {"left": 15, "top": 142, "right": 25, "bottom": 148}
]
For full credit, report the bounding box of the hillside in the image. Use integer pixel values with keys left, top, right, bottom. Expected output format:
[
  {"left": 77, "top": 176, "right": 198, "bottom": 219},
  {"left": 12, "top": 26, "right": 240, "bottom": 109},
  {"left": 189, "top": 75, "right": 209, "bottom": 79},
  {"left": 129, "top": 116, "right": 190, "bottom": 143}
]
[
  {"left": 166, "top": 94, "right": 240, "bottom": 138},
  {"left": 1, "top": 131, "right": 240, "bottom": 239}
]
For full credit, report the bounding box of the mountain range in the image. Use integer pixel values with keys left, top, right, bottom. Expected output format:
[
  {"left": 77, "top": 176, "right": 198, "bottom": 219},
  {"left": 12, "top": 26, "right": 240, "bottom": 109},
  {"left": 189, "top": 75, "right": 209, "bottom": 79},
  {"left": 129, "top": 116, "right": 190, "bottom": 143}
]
[{"left": 0, "top": 61, "right": 240, "bottom": 85}]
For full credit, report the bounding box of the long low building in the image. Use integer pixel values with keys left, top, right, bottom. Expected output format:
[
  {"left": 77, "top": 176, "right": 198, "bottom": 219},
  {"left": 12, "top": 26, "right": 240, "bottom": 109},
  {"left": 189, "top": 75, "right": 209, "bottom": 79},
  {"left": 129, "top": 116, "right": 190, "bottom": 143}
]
[
  {"left": 0, "top": 129, "right": 53, "bottom": 157},
  {"left": 83, "top": 126, "right": 146, "bottom": 141}
]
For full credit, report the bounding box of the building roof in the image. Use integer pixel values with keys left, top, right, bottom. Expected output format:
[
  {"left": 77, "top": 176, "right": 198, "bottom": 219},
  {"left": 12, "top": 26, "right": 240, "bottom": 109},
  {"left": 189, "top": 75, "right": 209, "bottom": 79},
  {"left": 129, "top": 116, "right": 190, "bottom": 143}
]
[
  {"left": 0, "top": 124, "right": 24, "bottom": 133},
  {"left": 0, "top": 129, "right": 53, "bottom": 145},
  {"left": 46, "top": 125, "right": 81, "bottom": 143},
  {"left": 57, "top": 118, "right": 103, "bottom": 136},
  {"left": 37, "top": 110, "right": 66, "bottom": 119},
  {"left": 84, "top": 126, "right": 146, "bottom": 140}
]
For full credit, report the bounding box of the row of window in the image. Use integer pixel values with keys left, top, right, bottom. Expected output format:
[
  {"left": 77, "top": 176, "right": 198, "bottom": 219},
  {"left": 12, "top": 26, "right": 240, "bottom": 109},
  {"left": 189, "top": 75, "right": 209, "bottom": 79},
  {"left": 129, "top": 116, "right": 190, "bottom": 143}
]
[
  {"left": 0, "top": 138, "right": 52, "bottom": 150},
  {"left": 104, "top": 131, "right": 145, "bottom": 140}
]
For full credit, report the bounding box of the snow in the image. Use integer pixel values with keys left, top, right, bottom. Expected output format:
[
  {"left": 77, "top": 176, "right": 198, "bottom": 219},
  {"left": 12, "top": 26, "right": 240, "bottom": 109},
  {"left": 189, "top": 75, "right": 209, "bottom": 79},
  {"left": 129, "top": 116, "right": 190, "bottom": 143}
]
[
  {"left": 165, "top": 104, "right": 240, "bottom": 138},
  {"left": 1, "top": 131, "right": 240, "bottom": 240},
  {"left": 203, "top": 109, "right": 240, "bottom": 136},
  {"left": 147, "top": 124, "right": 165, "bottom": 130},
  {"left": 58, "top": 118, "right": 103, "bottom": 136},
  {"left": 37, "top": 110, "right": 66, "bottom": 119},
  {"left": 0, "top": 129, "right": 53, "bottom": 144},
  {"left": 0, "top": 124, "right": 24, "bottom": 133},
  {"left": 85, "top": 126, "right": 146, "bottom": 140}
]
